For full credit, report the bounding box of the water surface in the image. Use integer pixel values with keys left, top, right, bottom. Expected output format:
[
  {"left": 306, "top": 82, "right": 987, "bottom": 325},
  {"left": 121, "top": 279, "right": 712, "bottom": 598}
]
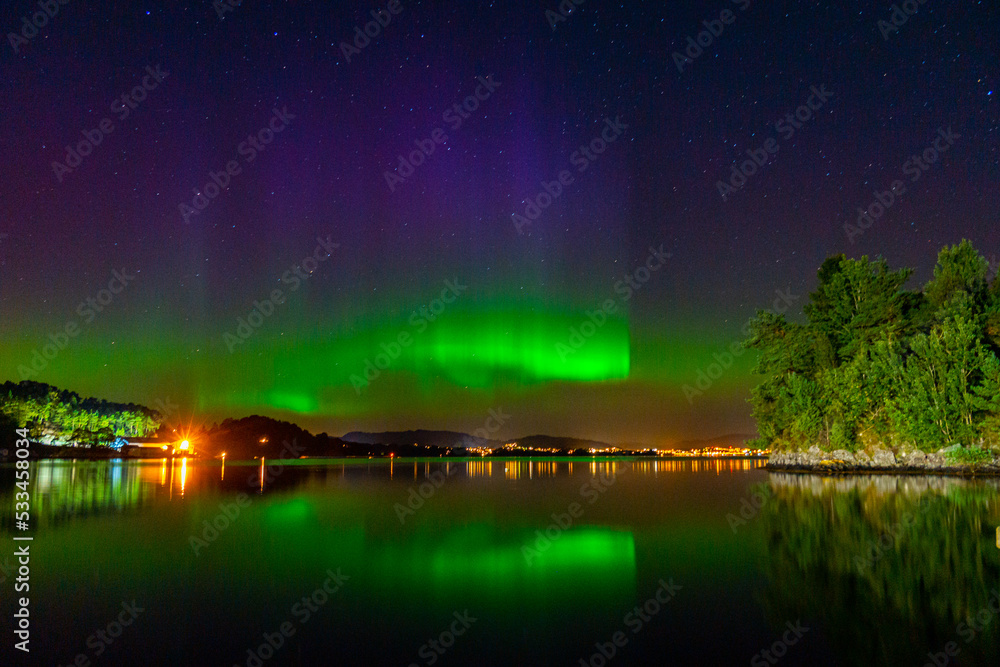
[{"left": 1, "top": 458, "right": 997, "bottom": 666}]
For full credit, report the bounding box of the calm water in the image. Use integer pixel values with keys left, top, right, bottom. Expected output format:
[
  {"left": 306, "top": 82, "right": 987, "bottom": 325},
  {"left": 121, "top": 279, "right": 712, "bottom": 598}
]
[{"left": 1, "top": 458, "right": 998, "bottom": 666}]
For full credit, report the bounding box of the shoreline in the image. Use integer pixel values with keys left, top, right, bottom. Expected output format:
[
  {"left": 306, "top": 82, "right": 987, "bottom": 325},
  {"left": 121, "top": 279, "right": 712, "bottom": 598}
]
[
  {"left": 767, "top": 447, "right": 1000, "bottom": 476},
  {"left": 766, "top": 463, "right": 1000, "bottom": 476}
]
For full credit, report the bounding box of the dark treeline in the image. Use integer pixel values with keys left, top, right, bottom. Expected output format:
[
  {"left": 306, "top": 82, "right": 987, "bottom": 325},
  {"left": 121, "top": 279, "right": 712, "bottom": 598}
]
[
  {"left": 205, "top": 415, "right": 350, "bottom": 459},
  {"left": 0, "top": 380, "right": 161, "bottom": 447},
  {"left": 745, "top": 240, "right": 1000, "bottom": 457}
]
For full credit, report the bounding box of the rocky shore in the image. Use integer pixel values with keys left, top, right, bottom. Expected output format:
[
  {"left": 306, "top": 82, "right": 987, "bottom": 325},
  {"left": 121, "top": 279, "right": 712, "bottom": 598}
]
[{"left": 767, "top": 445, "right": 1000, "bottom": 475}]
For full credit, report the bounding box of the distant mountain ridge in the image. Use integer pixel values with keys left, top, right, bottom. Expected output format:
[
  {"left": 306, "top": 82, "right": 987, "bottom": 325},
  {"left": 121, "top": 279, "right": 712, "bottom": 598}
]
[
  {"left": 340, "top": 429, "right": 501, "bottom": 449},
  {"left": 340, "top": 429, "right": 616, "bottom": 452}
]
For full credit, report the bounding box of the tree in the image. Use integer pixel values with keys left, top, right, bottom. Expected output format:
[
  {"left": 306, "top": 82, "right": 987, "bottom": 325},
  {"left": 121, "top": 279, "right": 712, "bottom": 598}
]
[
  {"left": 882, "top": 293, "right": 995, "bottom": 448},
  {"left": 820, "top": 338, "right": 901, "bottom": 451},
  {"left": 803, "top": 255, "right": 914, "bottom": 364},
  {"left": 70, "top": 428, "right": 98, "bottom": 448},
  {"left": 743, "top": 311, "right": 822, "bottom": 447},
  {"left": 924, "top": 240, "right": 989, "bottom": 311}
]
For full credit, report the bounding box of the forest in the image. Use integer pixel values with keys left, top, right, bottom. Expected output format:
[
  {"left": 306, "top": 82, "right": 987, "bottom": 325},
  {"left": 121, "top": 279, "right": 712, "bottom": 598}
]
[
  {"left": 0, "top": 380, "right": 161, "bottom": 447},
  {"left": 744, "top": 240, "right": 1000, "bottom": 460}
]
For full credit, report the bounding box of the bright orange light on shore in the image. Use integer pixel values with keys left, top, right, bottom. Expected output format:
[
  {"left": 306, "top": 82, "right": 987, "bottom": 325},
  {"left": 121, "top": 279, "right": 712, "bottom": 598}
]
[{"left": 180, "top": 440, "right": 190, "bottom": 450}]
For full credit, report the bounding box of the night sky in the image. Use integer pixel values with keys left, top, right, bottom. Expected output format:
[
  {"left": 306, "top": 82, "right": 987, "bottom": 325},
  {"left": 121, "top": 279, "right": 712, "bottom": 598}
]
[{"left": 1, "top": 0, "right": 997, "bottom": 445}]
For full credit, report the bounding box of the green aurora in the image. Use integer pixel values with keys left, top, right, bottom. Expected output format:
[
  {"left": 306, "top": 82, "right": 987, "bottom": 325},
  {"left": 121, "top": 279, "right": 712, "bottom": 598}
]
[{"left": 4, "top": 295, "right": 757, "bottom": 441}]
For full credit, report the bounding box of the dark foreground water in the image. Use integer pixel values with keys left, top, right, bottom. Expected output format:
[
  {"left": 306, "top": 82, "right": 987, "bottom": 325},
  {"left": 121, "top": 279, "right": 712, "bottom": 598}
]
[{"left": 1, "top": 457, "right": 998, "bottom": 666}]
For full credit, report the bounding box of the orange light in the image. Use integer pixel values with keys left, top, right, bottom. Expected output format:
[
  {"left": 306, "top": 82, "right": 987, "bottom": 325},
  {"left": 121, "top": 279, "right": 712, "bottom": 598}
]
[
  {"left": 180, "top": 440, "right": 190, "bottom": 450},
  {"left": 180, "top": 457, "right": 187, "bottom": 495}
]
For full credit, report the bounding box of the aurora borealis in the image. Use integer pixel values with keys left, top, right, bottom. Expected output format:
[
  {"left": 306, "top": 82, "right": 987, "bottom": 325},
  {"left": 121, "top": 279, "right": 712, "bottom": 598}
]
[{"left": 1, "top": 1, "right": 997, "bottom": 444}]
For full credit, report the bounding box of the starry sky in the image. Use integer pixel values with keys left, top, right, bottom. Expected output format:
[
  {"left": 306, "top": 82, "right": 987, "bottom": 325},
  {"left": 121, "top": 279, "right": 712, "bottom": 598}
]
[{"left": 1, "top": 0, "right": 997, "bottom": 445}]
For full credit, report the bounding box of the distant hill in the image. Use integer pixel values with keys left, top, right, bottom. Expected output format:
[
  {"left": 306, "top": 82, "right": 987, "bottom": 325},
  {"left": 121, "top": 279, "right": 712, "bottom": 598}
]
[
  {"left": 207, "top": 415, "right": 353, "bottom": 459},
  {"left": 341, "top": 430, "right": 618, "bottom": 453},
  {"left": 340, "top": 429, "right": 500, "bottom": 449}
]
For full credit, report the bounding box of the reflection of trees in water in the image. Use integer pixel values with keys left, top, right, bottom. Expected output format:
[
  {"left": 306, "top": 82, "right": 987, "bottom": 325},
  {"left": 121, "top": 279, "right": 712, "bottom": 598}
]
[
  {"left": 0, "top": 461, "right": 157, "bottom": 529},
  {"left": 758, "top": 473, "right": 1000, "bottom": 665}
]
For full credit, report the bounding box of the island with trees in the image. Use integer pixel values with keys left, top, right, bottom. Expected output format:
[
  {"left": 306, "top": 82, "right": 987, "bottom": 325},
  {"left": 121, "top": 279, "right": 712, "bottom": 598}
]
[
  {"left": 746, "top": 240, "right": 1000, "bottom": 473},
  {"left": 0, "top": 380, "right": 162, "bottom": 451}
]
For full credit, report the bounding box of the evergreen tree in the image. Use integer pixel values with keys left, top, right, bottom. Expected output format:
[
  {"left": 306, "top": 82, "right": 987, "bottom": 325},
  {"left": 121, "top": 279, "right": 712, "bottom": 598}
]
[
  {"left": 803, "top": 255, "right": 914, "bottom": 364},
  {"left": 924, "top": 240, "right": 989, "bottom": 310}
]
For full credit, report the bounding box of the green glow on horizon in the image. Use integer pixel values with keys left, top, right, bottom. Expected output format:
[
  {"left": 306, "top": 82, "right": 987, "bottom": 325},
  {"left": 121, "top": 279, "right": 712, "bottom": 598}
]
[
  {"left": 3, "top": 301, "right": 758, "bottom": 425},
  {"left": 311, "top": 308, "right": 632, "bottom": 385},
  {"left": 419, "top": 311, "right": 630, "bottom": 383},
  {"left": 196, "top": 305, "right": 632, "bottom": 416},
  {"left": 265, "top": 390, "right": 319, "bottom": 414}
]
